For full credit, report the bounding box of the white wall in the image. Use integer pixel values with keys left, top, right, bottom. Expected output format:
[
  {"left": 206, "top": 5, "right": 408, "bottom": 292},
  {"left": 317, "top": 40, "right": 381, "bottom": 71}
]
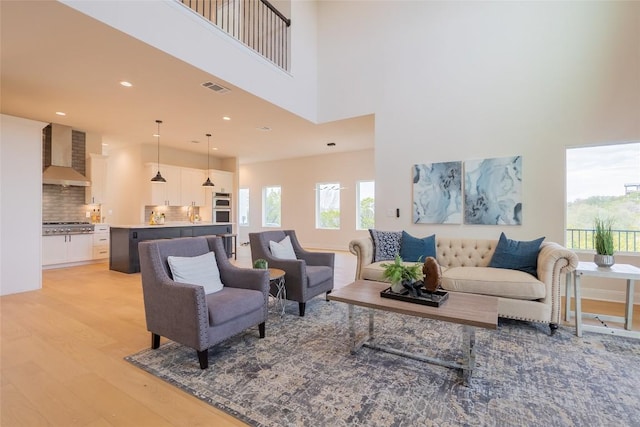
[
  {"left": 316, "top": 1, "right": 639, "bottom": 245},
  {"left": 1, "top": 115, "right": 46, "bottom": 295},
  {"left": 239, "top": 149, "right": 374, "bottom": 250}
]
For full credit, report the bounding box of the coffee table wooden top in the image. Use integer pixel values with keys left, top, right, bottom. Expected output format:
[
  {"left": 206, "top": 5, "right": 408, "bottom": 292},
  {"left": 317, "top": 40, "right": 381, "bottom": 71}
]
[{"left": 328, "top": 280, "right": 498, "bottom": 330}]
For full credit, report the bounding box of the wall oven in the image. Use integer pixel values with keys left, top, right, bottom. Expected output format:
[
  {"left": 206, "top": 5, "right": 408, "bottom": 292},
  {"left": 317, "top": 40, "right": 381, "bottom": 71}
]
[{"left": 212, "top": 192, "right": 232, "bottom": 223}]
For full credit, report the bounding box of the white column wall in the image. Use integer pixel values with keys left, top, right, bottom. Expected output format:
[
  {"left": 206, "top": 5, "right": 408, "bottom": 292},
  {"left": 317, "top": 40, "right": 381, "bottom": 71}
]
[
  {"left": 1, "top": 115, "right": 47, "bottom": 295},
  {"left": 316, "top": 1, "right": 640, "bottom": 245}
]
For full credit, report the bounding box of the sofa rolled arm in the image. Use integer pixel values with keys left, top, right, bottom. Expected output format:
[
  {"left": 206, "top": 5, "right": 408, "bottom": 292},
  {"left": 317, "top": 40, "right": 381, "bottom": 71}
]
[
  {"left": 536, "top": 241, "right": 579, "bottom": 324},
  {"left": 349, "top": 237, "right": 374, "bottom": 280}
]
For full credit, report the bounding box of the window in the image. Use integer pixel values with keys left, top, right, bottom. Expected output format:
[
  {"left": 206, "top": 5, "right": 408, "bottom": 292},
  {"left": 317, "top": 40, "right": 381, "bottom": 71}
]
[
  {"left": 566, "top": 142, "right": 640, "bottom": 252},
  {"left": 262, "top": 186, "right": 281, "bottom": 227},
  {"left": 357, "top": 180, "right": 375, "bottom": 230},
  {"left": 316, "top": 183, "right": 340, "bottom": 229},
  {"left": 238, "top": 188, "right": 249, "bottom": 226}
]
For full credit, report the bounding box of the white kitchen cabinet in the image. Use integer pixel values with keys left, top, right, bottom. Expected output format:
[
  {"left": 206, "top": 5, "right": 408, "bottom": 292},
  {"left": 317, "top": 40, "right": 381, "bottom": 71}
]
[
  {"left": 144, "top": 164, "right": 181, "bottom": 206},
  {"left": 43, "top": 234, "right": 93, "bottom": 266},
  {"left": 180, "top": 168, "right": 207, "bottom": 206},
  {"left": 92, "top": 224, "right": 110, "bottom": 260},
  {"left": 85, "top": 154, "right": 108, "bottom": 204}
]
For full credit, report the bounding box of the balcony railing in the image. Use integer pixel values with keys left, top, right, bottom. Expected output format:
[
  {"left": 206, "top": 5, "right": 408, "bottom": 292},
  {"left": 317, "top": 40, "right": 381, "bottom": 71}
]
[
  {"left": 179, "top": 0, "right": 291, "bottom": 71},
  {"left": 566, "top": 228, "right": 639, "bottom": 253}
]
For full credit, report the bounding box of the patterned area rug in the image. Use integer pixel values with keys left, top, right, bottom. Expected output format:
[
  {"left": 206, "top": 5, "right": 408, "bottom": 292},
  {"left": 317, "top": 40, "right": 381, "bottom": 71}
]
[{"left": 125, "top": 297, "right": 640, "bottom": 426}]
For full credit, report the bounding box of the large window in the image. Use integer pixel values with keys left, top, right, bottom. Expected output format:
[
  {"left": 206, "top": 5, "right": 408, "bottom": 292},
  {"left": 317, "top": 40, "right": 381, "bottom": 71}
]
[
  {"left": 316, "top": 183, "right": 340, "bottom": 229},
  {"left": 566, "top": 142, "right": 639, "bottom": 252},
  {"left": 262, "top": 186, "right": 281, "bottom": 227},
  {"left": 357, "top": 180, "right": 375, "bottom": 230},
  {"left": 238, "top": 188, "right": 249, "bottom": 226}
]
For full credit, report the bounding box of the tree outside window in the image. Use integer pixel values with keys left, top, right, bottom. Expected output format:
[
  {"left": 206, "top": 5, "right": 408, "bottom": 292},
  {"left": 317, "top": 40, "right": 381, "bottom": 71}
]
[
  {"left": 262, "top": 186, "right": 281, "bottom": 227},
  {"left": 357, "top": 180, "right": 375, "bottom": 230},
  {"left": 238, "top": 188, "right": 249, "bottom": 226},
  {"left": 316, "top": 183, "right": 340, "bottom": 229}
]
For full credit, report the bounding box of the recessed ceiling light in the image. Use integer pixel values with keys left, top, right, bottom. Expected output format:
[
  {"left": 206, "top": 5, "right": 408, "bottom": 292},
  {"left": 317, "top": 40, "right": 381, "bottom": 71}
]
[
  {"left": 101, "top": 143, "right": 108, "bottom": 146},
  {"left": 212, "top": 147, "right": 218, "bottom": 151},
  {"left": 257, "top": 126, "right": 272, "bottom": 132},
  {"left": 55, "top": 111, "right": 66, "bottom": 116},
  {"left": 120, "top": 81, "right": 133, "bottom": 87},
  {"left": 222, "top": 116, "right": 231, "bottom": 121}
]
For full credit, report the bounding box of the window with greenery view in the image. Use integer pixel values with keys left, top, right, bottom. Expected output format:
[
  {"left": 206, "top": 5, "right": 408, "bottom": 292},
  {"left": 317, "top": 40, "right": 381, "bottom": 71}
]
[
  {"left": 357, "top": 180, "right": 375, "bottom": 230},
  {"left": 316, "top": 183, "right": 340, "bottom": 229},
  {"left": 238, "top": 188, "right": 249, "bottom": 226},
  {"left": 566, "top": 142, "right": 639, "bottom": 252},
  {"left": 262, "top": 186, "right": 281, "bottom": 227}
]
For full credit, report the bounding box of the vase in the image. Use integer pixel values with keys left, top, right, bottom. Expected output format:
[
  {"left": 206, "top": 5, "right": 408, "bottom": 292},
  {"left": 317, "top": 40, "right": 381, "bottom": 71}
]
[
  {"left": 390, "top": 281, "right": 405, "bottom": 293},
  {"left": 594, "top": 254, "right": 615, "bottom": 268}
]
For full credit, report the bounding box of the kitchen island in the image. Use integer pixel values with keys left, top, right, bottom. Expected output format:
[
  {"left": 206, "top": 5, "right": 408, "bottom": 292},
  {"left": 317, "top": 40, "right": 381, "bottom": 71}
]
[{"left": 109, "top": 222, "right": 233, "bottom": 274}]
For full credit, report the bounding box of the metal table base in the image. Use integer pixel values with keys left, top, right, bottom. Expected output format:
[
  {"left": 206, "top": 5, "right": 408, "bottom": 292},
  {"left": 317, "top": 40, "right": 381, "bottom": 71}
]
[{"left": 347, "top": 304, "right": 477, "bottom": 386}]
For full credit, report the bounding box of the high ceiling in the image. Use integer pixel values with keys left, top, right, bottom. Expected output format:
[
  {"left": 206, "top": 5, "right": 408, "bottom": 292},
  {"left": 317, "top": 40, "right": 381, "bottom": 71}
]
[{"left": 0, "top": 1, "right": 373, "bottom": 164}]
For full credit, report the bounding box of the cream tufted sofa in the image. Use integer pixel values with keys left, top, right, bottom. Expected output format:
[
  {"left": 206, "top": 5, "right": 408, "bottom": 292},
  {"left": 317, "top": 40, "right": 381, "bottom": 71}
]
[{"left": 349, "top": 236, "right": 578, "bottom": 334}]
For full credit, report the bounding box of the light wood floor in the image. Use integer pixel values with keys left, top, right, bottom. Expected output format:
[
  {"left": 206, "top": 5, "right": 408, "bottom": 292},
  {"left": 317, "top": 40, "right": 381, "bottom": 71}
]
[{"left": 2, "top": 247, "right": 638, "bottom": 426}]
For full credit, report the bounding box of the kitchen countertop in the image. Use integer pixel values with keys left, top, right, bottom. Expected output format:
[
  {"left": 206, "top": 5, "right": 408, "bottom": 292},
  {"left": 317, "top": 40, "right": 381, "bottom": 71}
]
[{"left": 111, "top": 222, "right": 234, "bottom": 229}]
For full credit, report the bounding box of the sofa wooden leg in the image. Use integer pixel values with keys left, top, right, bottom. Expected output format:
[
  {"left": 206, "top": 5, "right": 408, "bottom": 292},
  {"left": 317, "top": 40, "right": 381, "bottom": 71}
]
[
  {"left": 325, "top": 290, "right": 332, "bottom": 301},
  {"left": 197, "top": 349, "right": 208, "bottom": 369},
  {"left": 259, "top": 322, "right": 265, "bottom": 338},
  {"left": 299, "top": 302, "right": 306, "bottom": 317},
  {"left": 549, "top": 323, "right": 558, "bottom": 336},
  {"left": 151, "top": 333, "right": 160, "bottom": 349}
]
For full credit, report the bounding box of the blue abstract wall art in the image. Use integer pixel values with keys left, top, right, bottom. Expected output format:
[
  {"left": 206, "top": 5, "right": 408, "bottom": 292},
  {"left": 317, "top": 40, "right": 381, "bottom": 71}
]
[
  {"left": 412, "top": 162, "right": 462, "bottom": 224},
  {"left": 464, "top": 156, "right": 522, "bottom": 225}
]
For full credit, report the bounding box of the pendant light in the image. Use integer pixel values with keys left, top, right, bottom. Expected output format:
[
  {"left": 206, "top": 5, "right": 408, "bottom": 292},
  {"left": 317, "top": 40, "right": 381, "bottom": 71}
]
[
  {"left": 151, "top": 119, "right": 166, "bottom": 182},
  {"left": 202, "top": 133, "right": 215, "bottom": 187}
]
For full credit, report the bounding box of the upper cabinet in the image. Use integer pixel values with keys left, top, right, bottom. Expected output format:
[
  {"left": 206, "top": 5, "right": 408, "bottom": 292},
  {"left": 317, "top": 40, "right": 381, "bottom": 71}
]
[
  {"left": 143, "top": 164, "right": 231, "bottom": 207},
  {"left": 85, "top": 154, "right": 108, "bottom": 204},
  {"left": 180, "top": 168, "right": 207, "bottom": 206},
  {"left": 144, "top": 164, "right": 181, "bottom": 206}
]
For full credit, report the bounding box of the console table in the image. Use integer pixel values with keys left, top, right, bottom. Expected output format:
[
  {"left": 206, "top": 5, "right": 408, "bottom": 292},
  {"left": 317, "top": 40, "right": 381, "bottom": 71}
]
[{"left": 565, "top": 262, "right": 640, "bottom": 339}]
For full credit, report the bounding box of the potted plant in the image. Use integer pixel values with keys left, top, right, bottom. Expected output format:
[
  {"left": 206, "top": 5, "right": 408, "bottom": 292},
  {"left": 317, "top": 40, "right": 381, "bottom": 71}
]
[
  {"left": 381, "top": 255, "right": 423, "bottom": 293},
  {"left": 594, "top": 216, "right": 615, "bottom": 267},
  {"left": 253, "top": 258, "right": 268, "bottom": 269}
]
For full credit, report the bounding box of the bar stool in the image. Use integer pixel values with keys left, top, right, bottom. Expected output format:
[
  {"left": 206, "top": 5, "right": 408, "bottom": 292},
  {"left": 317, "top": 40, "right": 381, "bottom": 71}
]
[{"left": 217, "top": 233, "right": 237, "bottom": 259}]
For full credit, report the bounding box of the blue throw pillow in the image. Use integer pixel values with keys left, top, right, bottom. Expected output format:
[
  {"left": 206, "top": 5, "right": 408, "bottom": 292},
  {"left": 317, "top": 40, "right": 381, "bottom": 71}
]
[
  {"left": 400, "top": 231, "right": 436, "bottom": 262},
  {"left": 489, "top": 232, "right": 545, "bottom": 277},
  {"left": 369, "top": 229, "right": 402, "bottom": 262}
]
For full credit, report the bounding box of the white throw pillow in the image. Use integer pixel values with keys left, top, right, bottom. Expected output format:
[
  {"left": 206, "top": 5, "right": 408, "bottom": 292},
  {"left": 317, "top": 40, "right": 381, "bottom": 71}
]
[
  {"left": 167, "top": 251, "right": 223, "bottom": 294},
  {"left": 269, "top": 235, "right": 297, "bottom": 260}
]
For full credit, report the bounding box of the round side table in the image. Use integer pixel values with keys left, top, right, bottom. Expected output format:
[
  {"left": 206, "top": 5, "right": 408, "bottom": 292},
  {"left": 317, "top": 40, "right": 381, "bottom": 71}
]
[{"left": 268, "top": 268, "right": 286, "bottom": 317}]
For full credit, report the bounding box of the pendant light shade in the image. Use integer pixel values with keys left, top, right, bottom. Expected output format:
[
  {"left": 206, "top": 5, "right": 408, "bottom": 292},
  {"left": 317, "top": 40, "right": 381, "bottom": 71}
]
[
  {"left": 202, "top": 133, "right": 215, "bottom": 187},
  {"left": 151, "top": 120, "right": 166, "bottom": 182}
]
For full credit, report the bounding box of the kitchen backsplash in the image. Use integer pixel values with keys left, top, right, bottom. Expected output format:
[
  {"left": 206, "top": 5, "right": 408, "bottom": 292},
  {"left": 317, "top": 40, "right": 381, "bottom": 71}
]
[
  {"left": 42, "top": 185, "right": 99, "bottom": 222},
  {"left": 144, "top": 206, "right": 200, "bottom": 223}
]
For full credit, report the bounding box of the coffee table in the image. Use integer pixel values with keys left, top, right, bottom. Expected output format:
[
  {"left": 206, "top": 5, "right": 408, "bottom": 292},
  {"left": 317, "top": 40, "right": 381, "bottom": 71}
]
[{"left": 328, "top": 280, "right": 498, "bottom": 386}]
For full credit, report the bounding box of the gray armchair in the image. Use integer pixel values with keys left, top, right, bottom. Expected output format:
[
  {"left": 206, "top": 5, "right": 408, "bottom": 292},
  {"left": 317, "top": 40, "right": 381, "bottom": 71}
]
[
  {"left": 138, "top": 236, "right": 269, "bottom": 369},
  {"left": 249, "top": 230, "right": 334, "bottom": 316}
]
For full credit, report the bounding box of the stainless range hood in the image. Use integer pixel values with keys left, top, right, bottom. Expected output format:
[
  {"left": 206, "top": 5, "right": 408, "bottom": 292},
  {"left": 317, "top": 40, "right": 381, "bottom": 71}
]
[{"left": 42, "top": 124, "right": 90, "bottom": 186}]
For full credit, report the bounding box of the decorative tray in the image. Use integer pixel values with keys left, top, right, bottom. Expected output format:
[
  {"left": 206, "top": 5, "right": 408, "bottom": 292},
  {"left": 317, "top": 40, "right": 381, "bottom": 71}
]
[{"left": 380, "top": 287, "right": 449, "bottom": 307}]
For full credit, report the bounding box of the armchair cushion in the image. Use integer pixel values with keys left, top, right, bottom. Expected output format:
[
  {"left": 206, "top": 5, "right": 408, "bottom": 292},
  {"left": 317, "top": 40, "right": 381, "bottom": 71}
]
[
  {"left": 269, "top": 235, "right": 297, "bottom": 260},
  {"left": 206, "top": 287, "right": 265, "bottom": 326},
  {"left": 167, "top": 251, "right": 224, "bottom": 294}
]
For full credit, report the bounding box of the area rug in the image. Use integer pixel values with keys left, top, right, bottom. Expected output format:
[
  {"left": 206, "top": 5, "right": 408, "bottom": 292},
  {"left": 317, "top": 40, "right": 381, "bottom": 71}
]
[{"left": 125, "top": 297, "right": 640, "bottom": 426}]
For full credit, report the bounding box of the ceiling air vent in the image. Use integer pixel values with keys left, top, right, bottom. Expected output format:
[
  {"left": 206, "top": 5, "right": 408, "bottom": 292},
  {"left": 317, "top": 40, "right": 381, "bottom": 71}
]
[{"left": 201, "top": 81, "right": 230, "bottom": 94}]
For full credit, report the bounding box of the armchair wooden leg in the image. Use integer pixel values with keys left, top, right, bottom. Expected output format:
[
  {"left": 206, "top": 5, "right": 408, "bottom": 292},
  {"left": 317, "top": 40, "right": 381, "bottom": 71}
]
[
  {"left": 197, "top": 349, "right": 209, "bottom": 369},
  {"left": 325, "top": 290, "right": 332, "bottom": 301},
  {"left": 151, "top": 333, "right": 160, "bottom": 349},
  {"left": 549, "top": 323, "right": 558, "bottom": 336},
  {"left": 259, "top": 322, "right": 265, "bottom": 338},
  {"left": 298, "top": 302, "right": 306, "bottom": 317}
]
